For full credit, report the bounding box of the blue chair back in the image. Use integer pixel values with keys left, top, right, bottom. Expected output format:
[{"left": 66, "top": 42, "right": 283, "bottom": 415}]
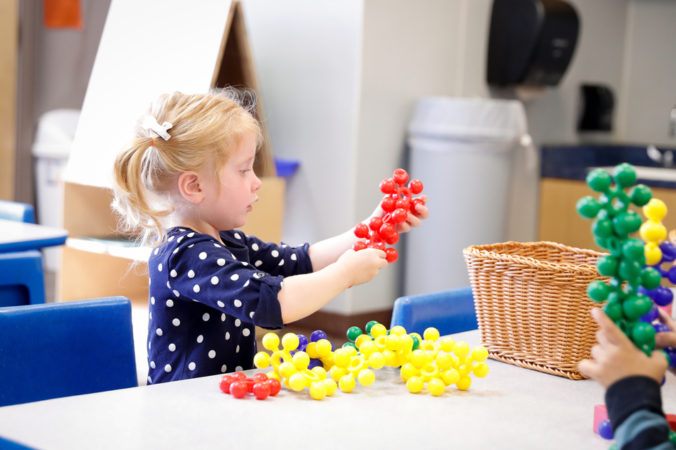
[
  {"left": 391, "top": 287, "right": 478, "bottom": 336},
  {"left": 0, "top": 297, "right": 138, "bottom": 407},
  {"left": 0, "top": 200, "right": 35, "bottom": 224}
]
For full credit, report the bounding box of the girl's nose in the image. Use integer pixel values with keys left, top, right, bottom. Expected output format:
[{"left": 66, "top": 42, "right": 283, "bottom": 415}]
[{"left": 253, "top": 174, "right": 262, "bottom": 192}]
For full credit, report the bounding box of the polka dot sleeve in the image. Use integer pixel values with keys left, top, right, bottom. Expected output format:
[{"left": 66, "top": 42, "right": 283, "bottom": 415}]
[
  {"left": 166, "top": 235, "right": 284, "bottom": 329},
  {"left": 241, "top": 233, "right": 313, "bottom": 277}
]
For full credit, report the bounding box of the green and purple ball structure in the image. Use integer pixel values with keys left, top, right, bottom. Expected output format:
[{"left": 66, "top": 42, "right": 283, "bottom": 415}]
[{"left": 577, "top": 163, "right": 662, "bottom": 355}]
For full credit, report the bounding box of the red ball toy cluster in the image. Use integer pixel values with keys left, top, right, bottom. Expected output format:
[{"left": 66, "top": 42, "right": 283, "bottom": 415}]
[
  {"left": 353, "top": 168, "right": 425, "bottom": 263},
  {"left": 219, "top": 371, "right": 281, "bottom": 400}
]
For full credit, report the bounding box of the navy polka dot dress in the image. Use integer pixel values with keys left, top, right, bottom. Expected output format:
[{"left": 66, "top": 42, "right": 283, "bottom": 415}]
[{"left": 146, "top": 227, "right": 313, "bottom": 384}]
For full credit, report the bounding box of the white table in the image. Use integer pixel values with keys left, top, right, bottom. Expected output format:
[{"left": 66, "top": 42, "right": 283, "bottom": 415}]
[
  {"left": 0, "top": 330, "right": 673, "bottom": 450},
  {"left": 0, "top": 219, "right": 68, "bottom": 253}
]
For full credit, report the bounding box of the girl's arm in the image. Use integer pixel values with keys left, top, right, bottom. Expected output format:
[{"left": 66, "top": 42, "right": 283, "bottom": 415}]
[{"left": 278, "top": 248, "right": 387, "bottom": 323}]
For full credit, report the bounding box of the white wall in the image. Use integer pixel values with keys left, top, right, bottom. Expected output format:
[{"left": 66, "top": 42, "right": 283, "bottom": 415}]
[{"left": 619, "top": 0, "right": 676, "bottom": 146}]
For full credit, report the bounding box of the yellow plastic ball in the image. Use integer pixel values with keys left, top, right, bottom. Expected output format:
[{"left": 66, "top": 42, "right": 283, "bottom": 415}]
[
  {"left": 368, "top": 352, "right": 386, "bottom": 370},
  {"left": 370, "top": 323, "right": 387, "bottom": 338},
  {"left": 359, "top": 340, "right": 377, "bottom": 356},
  {"left": 315, "top": 339, "right": 332, "bottom": 357},
  {"left": 332, "top": 348, "right": 350, "bottom": 367},
  {"left": 644, "top": 198, "right": 667, "bottom": 222},
  {"left": 309, "top": 381, "right": 327, "bottom": 400},
  {"left": 399, "top": 334, "right": 414, "bottom": 352},
  {"left": 410, "top": 349, "right": 426, "bottom": 368},
  {"left": 420, "top": 364, "right": 439, "bottom": 381},
  {"left": 640, "top": 221, "right": 667, "bottom": 243},
  {"left": 338, "top": 373, "right": 356, "bottom": 393},
  {"left": 406, "top": 376, "right": 424, "bottom": 394},
  {"left": 439, "top": 337, "right": 455, "bottom": 352},
  {"left": 423, "top": 327, "right": 440, "bottom": 341},
  {"left": 329, "top": 365, "right": 348, "bottom": 382},
  {"left": 262, "top": 333, "right": 280, "bottom": 351},
  {"left": 420, "top": 340, "right": 436, "bottom": 351},
  {"left": 473, "top": 362, "right": 490, "bottom": 378},
  {"left": 267, "top": 371, "right": 280, "bottom": 381},
  {"left": 354, "top": 334, "right": 372, "bottom": 349},
  {"left": 305, "top": 342, "right": 319, "bottom": 358},
  {"left": 456, "top": 376, "right": 472, "bottom": 391},
  {"left": 387, "top": 335, "right": 404, "bottom": 351},
  {"left": 270, "top": 350, "right": 290, "bottom": 367},
  {"left": 400, "top": 362, "right": 419, "bottom": 382},
  {"left": 344, "top": 346, "right": 358, "bottom": 358},
  {"left": 323, "top": 378, "right": 338, "bottom": 396},
  {"left": 357, "top": 369, "right": 376, "bottom": 387},
  {"left": 453, "top": 341, "right": 470, "bottom": 359},
  {"left": 253, "top": 352, "right": 270, "bottom": 369},
  {"left": 348, "top": 355, "right": 367, "bottom": 373},
  {"left": 427, "top": 377, "right": 446, "bottom": 396},
  {"left": 281, "top": 333, "right": 300, "bottom": 351},
  {"left": 471, "top": 346, "right": 489, "bottom": 362},
  {"left": 292, "top": 352, "right": 310, "bottom": 370},
  {"left": 390, "top": 325, "right": 407, "bottom": 336},
  {"left": 645, "top": 242, "right": 663, "bottom": 266},
  {"left": 288, "top": 373, "right": 308, "bottom": 392},
  {"left": 383, "top": 349, "right": 398, "bottom": 367},
  {"left": 311, "top": 366, "right": 328, "bottom": 380},
  {"left": 279, "top": 361, "right": 297, "bottom": 379},
  {"left": 441, "top": 368, "right": 460, "bottom": 386},
  {"left": 436, "top": 352, "right": 453, "bottom": 370}
]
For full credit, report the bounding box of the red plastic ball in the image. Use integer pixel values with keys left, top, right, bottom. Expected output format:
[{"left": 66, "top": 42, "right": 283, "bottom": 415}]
[
  {"left": 379, "top": 178, "right": 397, "bottom": 194},
  {"left": 245, "top": 378, "right": 255, "bottom": 393},
  {"left": 219, "top": 375, "right": 234, "bottom": 394},
  {"left": 384, "top": 232, "right": 399, "bottom": 245},
  {"left": 231, "top": 371, "right": 247, "bottom": 381},
  {"left": 393, "top": 168, "right": 409, "bottom": 185},
  {"left": 385, "top": 248, "right": 398, "bottom": 263},
  {"left": 353, "top": 241, "right": 367, "bottom": 251},
  {"left": 409, "top": 179, "right": 423, "bottom": 194},
  {"left": 379, "top": 223, "right": 397, "bottom": 240},
  {"left": 253, "top": 382, "right": 271, "bottom": 400},
  {"left": 266, "top": 379, "right": 282, "bottom": 396},
  {"left": 354, "top": 223, "right": 369, "bottom": 238},
  {"left": 252, "top": 372, "right": 269, "bottom": 383},
  {"left": 381, "top": 196, "right": 396, "bottom": 212},
  {"left": 370, "top": 242, "right": 386, "bottom": 251},
  {"left": 369, "top": 217, "right": 383, "bottom": 231},
  {"left": 391, "top": 208, "right": 408, "bottom": 224},
  {"left": 230, "top": 381, "right": 248, "bottom": 399},
  {"left": 395, "top": 198, "right": 411, "bottom": 210}
]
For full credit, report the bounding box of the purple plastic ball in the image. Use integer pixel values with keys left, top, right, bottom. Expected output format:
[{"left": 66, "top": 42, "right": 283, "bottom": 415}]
[
  {"left": 297, "top": 334, "right": 308, "bottom": 351},
  {"left": 655, "top": 323, "right": 671, "bottom": 333},
  {"left": 308, "top": 359, "right": 322, "bottom": 369},
  {"left": 641, "top": 306, "right": 659, "bottom": 323},
  {"left": 598, "top": 419, "right": 614, "bottom": 440},
  {"left": 667, "top": 348, "right": 676, "bottom": 368},
  {"left": 310, "top": 330, "right": 328, "bottom": 342},
  {"left": 653, "top": 287, "right": 674, "bottom": 307},
  {"left": 661, "top": 242, "right": 676, "bottom": 261},
  {"left": 668, "top": 267, "right": 676, "bottom": 284}
]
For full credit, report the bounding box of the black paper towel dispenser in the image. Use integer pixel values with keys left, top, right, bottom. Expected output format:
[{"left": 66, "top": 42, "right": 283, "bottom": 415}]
[{"left": 486, "top": 0, "right": 580, "bottom": 87}]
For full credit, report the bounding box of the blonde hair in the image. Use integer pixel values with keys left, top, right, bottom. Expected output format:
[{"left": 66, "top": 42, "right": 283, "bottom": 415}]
[{"left": 112, "top": 88, "right": 262, "bottom": 246}]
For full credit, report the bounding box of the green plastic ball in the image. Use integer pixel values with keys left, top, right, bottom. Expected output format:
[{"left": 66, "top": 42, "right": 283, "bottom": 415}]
[
  {"left": 670, "top": 430, "right": 676, "bottom": 446},
  {"left": 604, "top": 299, "right": 623, "bottom": 322},
  {"left": 586, "top": 169, "right": 612, "bottom": 192},
  {"left": 576, "top": 196, "right": 602, "bottom": 219},
  {"left": 613, "top": 211, "right": 642, "bottom": 236},
  {"left": 342, "top": 341, "right": 357, "bottom": 350},
  {"left": 597, "top": 255, "right": 618, "bottom": 277},
  {"left": 621, "top": 238, "right": 646, "bottom": 264},
  {"left": 639, "top": 342, "right": 655, "bottom": 356},
  {"left": 346, "top": 326, "right": 363, "bottom": 342},
  {"left": 587, "top": 280, "right": 610, "bottom": 302},
  {"left": 613, "top": 163, "right": 637, "bottom": 187},
  {"left": 592, "top": 218, "right": 614, "bottom": 238},
  {"left": 622, "top": 294, "right": 653, "bottom": 320},
  {"left": 364, "top": 320, "right": 379, "bottom": 335},
  {"left": 631, "top": 321, "right": 656, "bottom": 346},
  {"left": 619, "top": 260, "right": 642, "bottom": 281},
  {"left": 640, "top": 267, "right": 662, "bottom": 290},
  {"left": 630, "top": 184, "right": 652, "bottom": 206},
  {"left": 410, "top": 334, "right": 420, "bottom": 351}
]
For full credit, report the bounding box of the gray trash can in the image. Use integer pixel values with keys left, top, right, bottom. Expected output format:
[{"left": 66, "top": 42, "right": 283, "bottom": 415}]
[
  {"left": 32, "top": 109, "right": 80, "bottom": 272},
  {"left": 404, "top": 97, "right": 530, "bottom": 295}
]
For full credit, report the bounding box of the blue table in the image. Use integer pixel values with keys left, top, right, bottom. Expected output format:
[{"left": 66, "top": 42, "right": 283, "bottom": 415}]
[{"left": 0, "top": 219, "right": 68, "bottom": 253}]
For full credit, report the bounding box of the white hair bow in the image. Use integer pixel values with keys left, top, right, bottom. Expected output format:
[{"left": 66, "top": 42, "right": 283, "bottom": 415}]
[{"left": 142, "top": 115, "right": 173, "bottom": 141}]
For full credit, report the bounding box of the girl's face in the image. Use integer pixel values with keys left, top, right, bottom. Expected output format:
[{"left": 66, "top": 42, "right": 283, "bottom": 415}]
[{"left": 200, "top": 132, "right": 262, "bottom": 231}]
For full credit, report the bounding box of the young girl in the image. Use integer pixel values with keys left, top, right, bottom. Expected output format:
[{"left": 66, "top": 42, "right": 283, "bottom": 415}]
[{"left": 112, "top": 90, "right": 428, "bottom": 384}]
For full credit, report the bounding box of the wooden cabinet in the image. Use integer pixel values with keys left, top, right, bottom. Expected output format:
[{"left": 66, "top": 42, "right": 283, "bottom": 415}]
[{"left": 539, "top": 178, "right": 676, "bottom": 251}]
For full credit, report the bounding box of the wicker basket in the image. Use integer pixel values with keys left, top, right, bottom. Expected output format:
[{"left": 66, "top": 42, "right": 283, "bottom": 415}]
[{"left": 463, "top": 241, "right": 604, "bottom": 380}]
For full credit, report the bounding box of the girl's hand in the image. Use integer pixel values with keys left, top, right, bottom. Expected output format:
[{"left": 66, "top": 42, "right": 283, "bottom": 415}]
[
  {"left": 578, "top": 308, "right": 667, "bottom": 388},
  {"left": 655, "top": 308, "right": 676, "bottom": 349},
  {"left": 336, "top": 248, "right": 388, "bottom": 287}
]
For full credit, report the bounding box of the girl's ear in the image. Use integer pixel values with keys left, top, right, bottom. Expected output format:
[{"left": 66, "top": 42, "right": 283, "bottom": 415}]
[{"left": 177, "top": 171, "right": 204, "bottom": 204}]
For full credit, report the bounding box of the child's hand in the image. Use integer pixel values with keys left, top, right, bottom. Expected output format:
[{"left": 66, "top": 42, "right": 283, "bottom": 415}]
[
  {"left": 578, "top": 308, "right": 667, "bottom": 388},
  {"left": 336, "top": 248, "right": 388, "bottom": 287},
  {"left": 655, "top": 308, "right": 676, "bottom": 349}
]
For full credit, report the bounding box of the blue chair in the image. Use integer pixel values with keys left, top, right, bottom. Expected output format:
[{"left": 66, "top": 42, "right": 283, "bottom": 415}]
[
  {"left": 0, "top": 201, "right": 45, "bottom": 307},
  {"left": 391, "top": 287, "right": 478, "bottom": 336},
  {"left": 0, "top": 297, "right": 138, "bottom": 407}
]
